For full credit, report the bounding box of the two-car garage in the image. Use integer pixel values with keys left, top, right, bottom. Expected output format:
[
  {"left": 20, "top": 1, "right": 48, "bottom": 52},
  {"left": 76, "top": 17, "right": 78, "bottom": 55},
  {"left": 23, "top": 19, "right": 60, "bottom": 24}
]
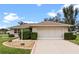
[{"left": 32, "top": 26, "right": 68, "bottom": 40}]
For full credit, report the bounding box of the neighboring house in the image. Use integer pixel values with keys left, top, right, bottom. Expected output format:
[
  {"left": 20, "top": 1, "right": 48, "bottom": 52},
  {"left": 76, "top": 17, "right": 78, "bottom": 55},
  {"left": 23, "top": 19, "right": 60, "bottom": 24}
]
[
  {"left": 0, "top": 29, "right": 8, "bottom": 34},
  {"left": 12, "top": 21, "right": 72, "bottom": 40},
  {"left": 7, "top": 28, "right": 19, "bottom": 37}
]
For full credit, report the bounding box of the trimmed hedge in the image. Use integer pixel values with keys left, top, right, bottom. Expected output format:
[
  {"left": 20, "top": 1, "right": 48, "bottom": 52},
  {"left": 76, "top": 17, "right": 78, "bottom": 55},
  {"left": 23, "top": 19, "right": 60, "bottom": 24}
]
[
  {"left": 23, "top": 30, "right": 31, "bottom": 40},
  {"left": 18, "top": 28, "right": 38, "bottom": 40},
  {"left": 64, "top": 32, "right": 76, "bottom": 40},
  {"left": 31, "top": 32, "right": 37, "bottom": 40}
]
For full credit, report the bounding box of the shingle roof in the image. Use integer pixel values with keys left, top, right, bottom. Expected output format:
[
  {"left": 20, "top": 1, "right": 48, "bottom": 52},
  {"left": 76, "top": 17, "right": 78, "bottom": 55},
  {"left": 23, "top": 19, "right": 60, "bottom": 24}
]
[
  {"left": 30, "top": 21, "right": 72, "bottom": 27},
  {"left": 12, "top": 21, "right": 73, "bottom": 29},
  {"left": 12, "top": 23, "right": 30, "bottom": 29}
]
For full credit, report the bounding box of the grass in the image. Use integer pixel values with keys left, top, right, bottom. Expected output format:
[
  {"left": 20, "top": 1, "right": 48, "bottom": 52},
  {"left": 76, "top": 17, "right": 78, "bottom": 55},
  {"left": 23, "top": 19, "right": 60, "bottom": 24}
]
[
  {"left": 70, "top": 34, "right": 79, "bottom": 45},
  {"left": 0, "top": 34, "right": 31, "bottom": 54}
]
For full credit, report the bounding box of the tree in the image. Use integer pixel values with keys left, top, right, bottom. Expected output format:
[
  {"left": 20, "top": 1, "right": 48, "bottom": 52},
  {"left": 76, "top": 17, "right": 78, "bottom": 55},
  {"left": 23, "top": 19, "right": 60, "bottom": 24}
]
[
  {"left": 18, "top": 21, "right": 25, "bottom": 25},
  {"left": 53, "top": 13, "right": 61, "bottom": 22},
  {"left": 63, "top": 4, "right": 79, "bottom": 25},
  {"left": 75, "top": 21, "right": 79, "bottom": 31},
  {"left": 44, "top": 18, "right": 49, "bottom": 21},
  {"left": 44, "top": 13, "right": 61, "bottom": 22}
]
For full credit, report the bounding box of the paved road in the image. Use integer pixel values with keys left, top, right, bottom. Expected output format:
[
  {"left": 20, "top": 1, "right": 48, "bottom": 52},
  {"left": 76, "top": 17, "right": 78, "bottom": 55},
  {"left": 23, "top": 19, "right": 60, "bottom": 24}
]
[{"left": 32, "top": 40, "right": 79, "bottom": 54}]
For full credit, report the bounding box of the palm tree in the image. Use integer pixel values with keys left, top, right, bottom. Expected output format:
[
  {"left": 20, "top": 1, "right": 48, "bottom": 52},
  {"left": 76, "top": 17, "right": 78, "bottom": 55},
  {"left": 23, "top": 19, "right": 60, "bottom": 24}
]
[{"left": 63, "top": 4, "right": 79, "bottom": 25}]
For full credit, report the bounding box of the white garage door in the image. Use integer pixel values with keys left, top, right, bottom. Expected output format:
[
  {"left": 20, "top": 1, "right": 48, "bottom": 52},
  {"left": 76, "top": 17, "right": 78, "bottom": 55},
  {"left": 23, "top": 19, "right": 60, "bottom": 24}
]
[{"left": 37, "top": 27, "right": 65, "bottom": 40}]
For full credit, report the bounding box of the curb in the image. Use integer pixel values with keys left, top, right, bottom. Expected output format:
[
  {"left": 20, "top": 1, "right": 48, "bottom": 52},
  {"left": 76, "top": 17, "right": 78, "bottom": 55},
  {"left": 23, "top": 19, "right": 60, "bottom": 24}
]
[{"left": 31, "top": 40, "right": 38, "bottom": 54}]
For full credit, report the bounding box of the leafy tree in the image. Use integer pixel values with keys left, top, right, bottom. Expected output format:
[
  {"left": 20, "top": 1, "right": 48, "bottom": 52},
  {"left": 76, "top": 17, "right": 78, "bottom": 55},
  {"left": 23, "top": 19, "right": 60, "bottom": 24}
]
[
  {"left": 53, "top": 13, "right": 61, "bottom": 22},
  {"left": 63, "top": 4, "right": 79, "bottom": 31},
  {"left": 18, "top": 21, "right": 25, "bottom": 25},
  {"left": 44, "top": 13, "right": 61, "bottom": 22},
  {"left": 63, "top": 4, "right": 79, "bottom": 25},
  {"left": 44, "top": 18, "right": 49, "bottom": 21},
  {"left": 75, "top": 21, "right": 79, "bottom": 31}
]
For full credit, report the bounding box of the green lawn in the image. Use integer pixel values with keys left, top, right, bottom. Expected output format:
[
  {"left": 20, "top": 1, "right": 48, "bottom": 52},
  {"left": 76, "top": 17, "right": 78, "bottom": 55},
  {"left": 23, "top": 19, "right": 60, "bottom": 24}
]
[
  {"left": 70, "top": 34, "right": 79, "bottom": 45},
  {"left": 0, "top": 34, "right": 31, "bottom": 54}
]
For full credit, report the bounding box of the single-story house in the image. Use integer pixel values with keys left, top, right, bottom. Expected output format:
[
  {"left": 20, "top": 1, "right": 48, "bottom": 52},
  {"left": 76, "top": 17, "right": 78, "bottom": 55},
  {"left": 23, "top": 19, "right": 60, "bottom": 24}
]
[{"left": 11, "top": 21, "right": 72, "bottom": 40}]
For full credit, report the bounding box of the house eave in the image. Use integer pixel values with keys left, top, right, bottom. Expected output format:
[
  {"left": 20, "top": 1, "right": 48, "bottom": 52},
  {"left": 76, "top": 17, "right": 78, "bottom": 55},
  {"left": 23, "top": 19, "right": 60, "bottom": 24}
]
[{"left": 31, "top": 25, "right": 73, "bottom": 27}]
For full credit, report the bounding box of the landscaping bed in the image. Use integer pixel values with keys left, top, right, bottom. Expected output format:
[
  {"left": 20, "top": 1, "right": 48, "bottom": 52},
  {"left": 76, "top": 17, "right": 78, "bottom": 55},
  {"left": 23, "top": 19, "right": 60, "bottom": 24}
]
[
  {"left": 0, "top": 34, "right": 31, "bottom": 54},
  {"left": 3, "top": 39, "right": 35, "bottom": 49}
]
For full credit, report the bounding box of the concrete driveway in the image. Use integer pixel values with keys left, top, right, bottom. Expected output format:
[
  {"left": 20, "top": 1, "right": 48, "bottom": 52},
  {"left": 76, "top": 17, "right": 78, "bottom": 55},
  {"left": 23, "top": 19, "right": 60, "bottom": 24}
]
[{"left": 31, "top": 40, "right": 79, "bottom": 54}]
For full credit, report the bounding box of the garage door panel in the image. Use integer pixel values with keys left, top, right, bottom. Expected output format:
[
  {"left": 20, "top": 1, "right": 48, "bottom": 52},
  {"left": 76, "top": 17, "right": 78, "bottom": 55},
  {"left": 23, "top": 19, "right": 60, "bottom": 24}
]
[{"left": 37, "top": 27, "right": 64, "bottom": 40}]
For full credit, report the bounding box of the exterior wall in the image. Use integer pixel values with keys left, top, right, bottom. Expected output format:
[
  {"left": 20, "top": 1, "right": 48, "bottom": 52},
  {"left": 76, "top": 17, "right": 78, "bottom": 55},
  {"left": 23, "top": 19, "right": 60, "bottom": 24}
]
[
  {"left": 7, "top": 30, "right": 15, "bottom": 34},
  {"left": 32, "top": 26, "right": 68, "bottom": 39},
  {"left": 32, "top": 27, "right": 38, "bottom": 32}
]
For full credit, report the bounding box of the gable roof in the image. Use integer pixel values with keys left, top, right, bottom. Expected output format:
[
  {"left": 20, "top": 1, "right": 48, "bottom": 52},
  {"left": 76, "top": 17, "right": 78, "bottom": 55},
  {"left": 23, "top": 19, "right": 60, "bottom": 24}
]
[
  {"left": 30, "top": 21, "right": 72, "bottom": 27},
  {"left": 12, "top": 23, "right": 30, "bottom": 29},
  {"left": 12, "top": 21, "right": 73, "bottom": 29}
]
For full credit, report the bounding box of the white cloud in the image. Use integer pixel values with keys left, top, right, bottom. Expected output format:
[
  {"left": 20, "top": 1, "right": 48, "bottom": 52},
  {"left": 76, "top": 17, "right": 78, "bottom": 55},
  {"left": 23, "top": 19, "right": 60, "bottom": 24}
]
[
  {"left": 63, "top": 4, "right": 71, "bottom": 8},
  {"left": 74, "top": 4, "right": 79, "bottom": 9},
  {"left": 47, "top": 10, "right": 57, "bottom": 17},
  {"left": 3, "top": 12, "right": 20, "bottom": 23},
  {"left": 3, "top": 20, "right": 10, "bottom": 23},
  {"left": 36, "top": 4, "right": 42, "bottom": 7},
  {"left": 57, "top": 9, "right": 62, "bottom": 14},
  {"left": 3, "top": 12, "right": 9, "bottom": 15},
  {"left": 4, "top": 13, "right": 19, "bottom": 21},
  {"left": 48, "top": 12, "right": 57, "bottom": 17},
  {"left": 0, "top": 26, "right": 6, "bottom": 29},
  {"left": 22, "top": 20, "right": 38, "bottom": 23}
]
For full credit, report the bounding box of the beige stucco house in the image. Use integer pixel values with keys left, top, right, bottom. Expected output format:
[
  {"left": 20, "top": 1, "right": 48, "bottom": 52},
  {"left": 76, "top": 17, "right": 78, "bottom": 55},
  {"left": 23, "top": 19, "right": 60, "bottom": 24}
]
[{"left": 12, "top": 21, "right": 72, "bottom": 40}]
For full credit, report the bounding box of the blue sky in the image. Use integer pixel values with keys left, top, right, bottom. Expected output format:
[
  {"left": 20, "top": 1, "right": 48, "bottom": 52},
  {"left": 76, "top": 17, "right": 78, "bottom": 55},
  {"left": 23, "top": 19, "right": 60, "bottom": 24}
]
[{"left": 0, "top": 4, "right": 79, "bottom": 28}]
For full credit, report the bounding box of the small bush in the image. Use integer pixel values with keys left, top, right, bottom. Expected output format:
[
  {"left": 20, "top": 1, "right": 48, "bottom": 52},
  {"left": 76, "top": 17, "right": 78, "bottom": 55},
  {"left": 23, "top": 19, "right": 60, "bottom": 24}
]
[
  {"left": 23, "top": 31, "right": 31, "bottom": 40},
  {"left": 20, "top": 43, "right": 25, "bottom": 46},
  {"left": 31, "top": 32, "right": 37, "bottom": 40},
  {"left": 64, "top": 32, "right": 76, "bottom": 40},
  {"left": 8, "top": 34, "right": 14, "bottom": 37},
  {"left": 8, "top": 39, "right": 12, "bottom": 42},
  {"left": 73, "top": 35, "right": 77, "bottom": 39}
]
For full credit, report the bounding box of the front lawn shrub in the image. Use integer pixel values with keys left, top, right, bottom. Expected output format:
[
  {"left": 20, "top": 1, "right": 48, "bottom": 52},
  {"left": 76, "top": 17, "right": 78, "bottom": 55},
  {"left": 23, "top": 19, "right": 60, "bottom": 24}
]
[
  {"left": 31, "top": 32, "right": 37, "bottom": 40},
  {"left": 23, "top": 31, "right": 31, "bottom": 40},
  {"left": 8, "top": 34, "right": 15, "bottom": 37},
  {"left": 18, "top": 28, "right": 31, "bottom": 40},
  {"left": 73, "top": 35, "right": 77, "bottom": 39},
  {"left": 64, "top": 32, "right": 76, "bottom": 40},
  {"left": 8, "top": 39, "right": 12, "bottom": 42}
]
